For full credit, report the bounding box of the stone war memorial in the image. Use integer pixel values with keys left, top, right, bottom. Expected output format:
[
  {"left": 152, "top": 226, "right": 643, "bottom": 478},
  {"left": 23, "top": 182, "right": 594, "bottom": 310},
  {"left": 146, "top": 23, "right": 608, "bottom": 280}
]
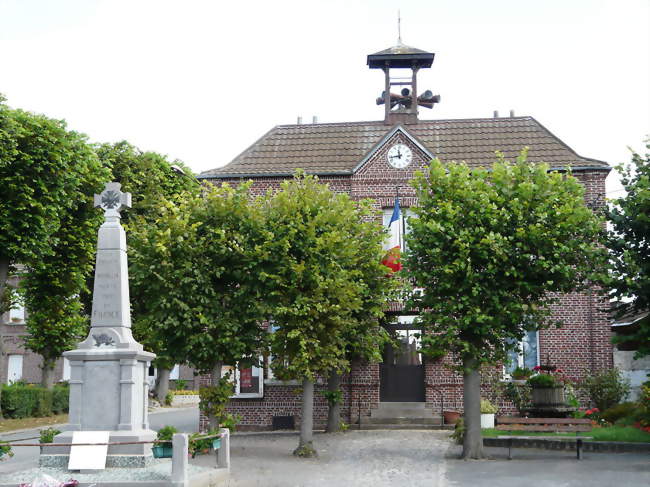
[{"left": 41, "top": 182, "right": 157, "bottom": 468}]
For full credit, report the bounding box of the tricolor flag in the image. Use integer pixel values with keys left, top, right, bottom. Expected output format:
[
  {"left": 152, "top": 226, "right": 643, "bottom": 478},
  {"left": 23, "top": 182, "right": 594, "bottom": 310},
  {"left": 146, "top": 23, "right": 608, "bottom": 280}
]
[{"left": 382, "top": 198, "right": 402, "bottom": 272}]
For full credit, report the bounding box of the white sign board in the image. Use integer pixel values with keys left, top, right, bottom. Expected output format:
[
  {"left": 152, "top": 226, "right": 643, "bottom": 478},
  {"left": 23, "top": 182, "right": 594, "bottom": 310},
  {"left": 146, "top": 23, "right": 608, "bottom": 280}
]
[{"left": 68, "top": 431, "right": 109, "bottom": 470}]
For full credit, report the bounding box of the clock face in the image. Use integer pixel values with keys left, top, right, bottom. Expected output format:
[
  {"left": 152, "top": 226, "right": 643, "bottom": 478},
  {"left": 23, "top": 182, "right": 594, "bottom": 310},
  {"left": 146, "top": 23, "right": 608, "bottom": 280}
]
[{"left": 387, "top": 143, "right": 413, "bottom": 169}]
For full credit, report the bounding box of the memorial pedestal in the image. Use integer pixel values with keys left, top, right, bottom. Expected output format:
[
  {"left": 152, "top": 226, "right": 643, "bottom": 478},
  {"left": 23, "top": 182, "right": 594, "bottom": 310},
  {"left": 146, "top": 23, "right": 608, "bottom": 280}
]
[{"left": 40, "top": 183, "right": 157, "bottom": 469}]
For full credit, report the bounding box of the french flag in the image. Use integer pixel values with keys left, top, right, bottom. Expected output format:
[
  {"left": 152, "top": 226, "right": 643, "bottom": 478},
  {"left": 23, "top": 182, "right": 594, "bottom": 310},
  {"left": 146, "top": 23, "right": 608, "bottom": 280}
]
[{"left": 381, "top": 198, "right": 402, "bottom": 272}]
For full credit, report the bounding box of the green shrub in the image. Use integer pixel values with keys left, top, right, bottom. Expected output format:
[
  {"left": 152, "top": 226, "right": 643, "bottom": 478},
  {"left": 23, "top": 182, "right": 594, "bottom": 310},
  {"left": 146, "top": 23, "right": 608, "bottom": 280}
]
[
  {"left": 601, "top": 402, "right": 638, "bottom": 424},
  {"left": 172, "top": 379, "right": 188, "bottom": 390},
  {"left": 52, "top": 383, "right": 69, "bottom": 414},
  {"left": 39, "top": 427, "right": 61, "bottom": 444},
  {"left": 511, "top": 367, "right": 532, "bottom": 380},
  {"left": 156, "top": 425, "right": 178, "bottom": 442},
  {"left": 1, "top": 383, "right": 53, "bottom": 418},
  {"left": 450, "top": 417, "right": 465, "bottom": 445},
  {"left": 480, "top": 398, "right": 498, "bottom": 414},
  {"left": 581, "top": 368, "right": 631, "bottom": 411},
  {"left": 527, "top": 373, "right": 558, "bottom": 388}
]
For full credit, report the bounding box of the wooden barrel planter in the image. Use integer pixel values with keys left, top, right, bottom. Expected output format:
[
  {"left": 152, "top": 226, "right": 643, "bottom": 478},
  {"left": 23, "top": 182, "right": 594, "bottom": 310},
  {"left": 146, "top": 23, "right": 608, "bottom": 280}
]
[{"left": 531, "top": 386, "right": 566, "bottom": 407}]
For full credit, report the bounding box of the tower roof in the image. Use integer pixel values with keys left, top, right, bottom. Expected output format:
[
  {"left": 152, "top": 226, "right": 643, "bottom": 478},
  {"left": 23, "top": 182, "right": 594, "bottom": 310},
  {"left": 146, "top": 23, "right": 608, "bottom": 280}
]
[{"left": 367, "top": 41, "right": 434, "bottom": 69}]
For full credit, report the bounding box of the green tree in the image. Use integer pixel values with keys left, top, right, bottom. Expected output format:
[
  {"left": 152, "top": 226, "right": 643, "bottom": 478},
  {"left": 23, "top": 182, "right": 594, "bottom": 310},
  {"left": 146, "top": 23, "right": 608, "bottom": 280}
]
[
  {"left": 405, "top": 152, "right": 607, "bottom": 459},
  {"left": 23, "top": 156, "right": 109, "bottom": 388},
  {"left": 129, "top": 183, "right": 269, "bottom": 426},
  {"left": 264, "top": 173, "right": 388, "bottom": 456},
  {"left": 609, "top": 141, "right": 650, "bottom": 358},
  {"left": 0, "top": 96, "right": 106, "bottom": 397},
  {"left": 324, "top": 254, "right": 399, "bottom": 433}
]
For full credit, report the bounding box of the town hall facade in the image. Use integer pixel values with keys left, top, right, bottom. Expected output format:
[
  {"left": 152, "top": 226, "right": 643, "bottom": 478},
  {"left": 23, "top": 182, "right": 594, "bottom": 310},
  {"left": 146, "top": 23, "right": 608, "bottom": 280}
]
[{"left": 197, "top": 41, "right": 612, "bottom": 430}]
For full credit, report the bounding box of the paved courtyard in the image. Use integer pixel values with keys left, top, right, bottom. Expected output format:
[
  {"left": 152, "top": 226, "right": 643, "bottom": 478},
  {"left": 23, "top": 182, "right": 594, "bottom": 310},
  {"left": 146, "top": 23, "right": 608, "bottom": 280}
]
[{"left": 218, "top": 430, "right": 650, "bottom": 487}]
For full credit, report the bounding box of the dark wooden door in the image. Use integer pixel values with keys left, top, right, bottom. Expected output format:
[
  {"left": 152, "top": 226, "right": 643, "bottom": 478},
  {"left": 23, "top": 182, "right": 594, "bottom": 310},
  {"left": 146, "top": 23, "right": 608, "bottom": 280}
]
[{"left": 380, "top": 327, "right": 425, "bottom": 402}]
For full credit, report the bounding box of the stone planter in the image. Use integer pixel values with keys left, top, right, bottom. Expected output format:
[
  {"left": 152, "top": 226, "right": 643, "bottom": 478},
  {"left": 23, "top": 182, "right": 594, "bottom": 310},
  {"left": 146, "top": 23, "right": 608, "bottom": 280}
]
[
  {"left": 170, "top": 394, "right": 200, "bottom": 407},
  {"left": 480, "top": 413, "right": 495, "bottom": 429},
  {"left": 531, "top": 386, "right": 566, "bottom": 407},
  {"left": 443, "top": 411, "right": 461, "bottom": 425}
]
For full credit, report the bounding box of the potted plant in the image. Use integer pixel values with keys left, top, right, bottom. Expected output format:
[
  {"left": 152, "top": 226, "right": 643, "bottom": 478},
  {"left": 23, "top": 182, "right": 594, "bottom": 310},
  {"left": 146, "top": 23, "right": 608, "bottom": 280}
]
[
  {"left": 480, "top": 398, "right": 498, "bottom": 428},
  {"left": 511, "top": 367, "right": 532, "bottom": 381},
  {"left": 152, "top": 425, "right": 177, "bottom": 458},
  {"left": 39, "top": 427, "right": 61, "bottom": 453},
  {"left": 527, "top": 366, "right": 567, "bottom": 407}
]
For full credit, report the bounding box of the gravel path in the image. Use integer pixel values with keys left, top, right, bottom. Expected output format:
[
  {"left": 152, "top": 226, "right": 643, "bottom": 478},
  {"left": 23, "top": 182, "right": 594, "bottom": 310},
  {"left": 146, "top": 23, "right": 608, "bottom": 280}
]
[{"left": 222, "top": 430, "right": 453, "bottom": 487}]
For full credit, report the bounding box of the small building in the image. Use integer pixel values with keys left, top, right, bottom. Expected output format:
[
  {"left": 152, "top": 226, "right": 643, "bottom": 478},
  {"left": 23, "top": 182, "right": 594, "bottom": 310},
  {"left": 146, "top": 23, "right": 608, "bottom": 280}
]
[
  {"left": 612, "top": 311, "right": 650, "bottom": 400},
  {"left": 202, "top": 40, "right": 613, "bottom": 431}
]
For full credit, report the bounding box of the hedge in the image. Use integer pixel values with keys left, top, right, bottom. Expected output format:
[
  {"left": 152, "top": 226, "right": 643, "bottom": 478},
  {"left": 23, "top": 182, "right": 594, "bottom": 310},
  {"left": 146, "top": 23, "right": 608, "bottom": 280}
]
[{"left": 1, "top": 382, "right": 69, "bottom": 419}]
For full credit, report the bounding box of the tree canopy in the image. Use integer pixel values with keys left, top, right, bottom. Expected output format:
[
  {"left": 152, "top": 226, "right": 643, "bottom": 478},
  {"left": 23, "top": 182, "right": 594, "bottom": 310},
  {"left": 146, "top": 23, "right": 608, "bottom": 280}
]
[
  {"left": 405, "top": 152, "right": 607, "bottom": 458},
  {"left": 609, "top": 141, "right": 650, "bottom": 358},
  {"left": 0, "top": 95, "right": 109, "bottom": 389},
  {"left": 264, "top": 173, "right": 393, "bottom": 455},
  {"left": 129, "top": 183, "right": 271, "bottom": 424}
]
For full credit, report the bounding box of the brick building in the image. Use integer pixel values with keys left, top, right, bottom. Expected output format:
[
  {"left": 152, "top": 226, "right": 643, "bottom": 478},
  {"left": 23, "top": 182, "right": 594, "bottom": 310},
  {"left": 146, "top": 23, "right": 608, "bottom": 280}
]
[{"left": 198, "top": 41, "right": 612, "bottom": 431}]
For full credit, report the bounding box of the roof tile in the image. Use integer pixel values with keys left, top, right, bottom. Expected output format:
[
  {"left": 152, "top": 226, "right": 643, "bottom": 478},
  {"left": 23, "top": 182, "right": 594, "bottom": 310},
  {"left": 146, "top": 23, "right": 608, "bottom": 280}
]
[{"left": 199, "top": 117, "right": 609, "bottom": 178}]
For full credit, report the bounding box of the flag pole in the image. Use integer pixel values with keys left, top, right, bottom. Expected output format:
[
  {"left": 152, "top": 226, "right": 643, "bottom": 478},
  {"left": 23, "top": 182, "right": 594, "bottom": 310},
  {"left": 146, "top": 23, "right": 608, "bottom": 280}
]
[{"left": 396, "top": 185, "right": 403, "bottom": 251}]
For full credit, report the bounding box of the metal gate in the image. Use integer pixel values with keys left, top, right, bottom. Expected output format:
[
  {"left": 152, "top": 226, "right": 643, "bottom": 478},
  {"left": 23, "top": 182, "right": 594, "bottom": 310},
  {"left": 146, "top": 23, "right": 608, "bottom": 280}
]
[{"left": 379, "top": 325, "right": 425, "bottom": 402}]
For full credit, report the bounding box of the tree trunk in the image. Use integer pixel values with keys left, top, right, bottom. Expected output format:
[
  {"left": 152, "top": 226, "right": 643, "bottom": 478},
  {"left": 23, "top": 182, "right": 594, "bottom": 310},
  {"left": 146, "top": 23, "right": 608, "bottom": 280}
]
[
  {"left": 326, "top": 371, "right": 341, "bottom": 433},
  {"left": 293, "top": 378, "right": 317, "bottom": 457},
  {"left": 462, "top": 356, "right": 485, "bottom": 459},
  {"left": 208, "top": 362, "right": 222, "bottom": 430},
  {"left": 0, "top": 258, "right": 10, "bottom": 419},
  {"left": 41, "top": 358, "right": 55, "bottom": 389},
  {"left": 155, "top": 367, "right": 171, "bottom": 404}
]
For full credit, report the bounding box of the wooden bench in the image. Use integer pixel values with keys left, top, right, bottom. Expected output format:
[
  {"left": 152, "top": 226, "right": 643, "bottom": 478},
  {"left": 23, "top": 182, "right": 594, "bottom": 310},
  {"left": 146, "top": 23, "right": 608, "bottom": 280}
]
[{"left": 495, "top": 417, "right": 592, "bottom": 460}]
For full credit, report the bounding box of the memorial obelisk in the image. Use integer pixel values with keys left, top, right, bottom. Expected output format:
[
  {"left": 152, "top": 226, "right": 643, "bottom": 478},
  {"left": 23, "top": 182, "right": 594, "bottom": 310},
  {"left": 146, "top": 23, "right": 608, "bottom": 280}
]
[{"left": 41, "top": 182, "right": 157, "bottom": 468}]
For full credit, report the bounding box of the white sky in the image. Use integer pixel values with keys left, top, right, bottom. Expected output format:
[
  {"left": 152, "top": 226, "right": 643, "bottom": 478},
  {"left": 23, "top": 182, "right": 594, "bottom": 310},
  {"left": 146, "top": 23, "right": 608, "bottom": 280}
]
[{"left": 1, "top": 0, "right": 648, "bottom": 196}]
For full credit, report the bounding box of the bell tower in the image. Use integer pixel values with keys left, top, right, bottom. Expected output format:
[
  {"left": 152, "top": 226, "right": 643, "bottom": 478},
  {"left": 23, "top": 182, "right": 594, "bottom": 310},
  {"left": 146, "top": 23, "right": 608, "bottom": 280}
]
[{"left": 367, "top": 38, "right": 440, "bottom": 125}]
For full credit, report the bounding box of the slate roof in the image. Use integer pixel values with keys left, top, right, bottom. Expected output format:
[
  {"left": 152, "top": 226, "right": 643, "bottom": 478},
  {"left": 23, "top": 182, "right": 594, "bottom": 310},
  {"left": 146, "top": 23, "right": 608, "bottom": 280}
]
[{"left": 199, "top": 116, "right": 609, "bottom": 179}]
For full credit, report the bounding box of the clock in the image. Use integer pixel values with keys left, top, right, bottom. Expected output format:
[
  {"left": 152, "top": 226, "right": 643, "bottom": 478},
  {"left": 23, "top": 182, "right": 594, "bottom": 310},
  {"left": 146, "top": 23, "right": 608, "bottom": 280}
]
[{"left": 387, "top": 143, "right": 413, "bottom": 169}]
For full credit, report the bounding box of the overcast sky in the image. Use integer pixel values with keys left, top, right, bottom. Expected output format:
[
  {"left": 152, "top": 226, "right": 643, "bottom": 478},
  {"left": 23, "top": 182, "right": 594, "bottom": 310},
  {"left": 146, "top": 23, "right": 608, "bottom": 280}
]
[{"left": 1, "top": 0, "right": 648, "bottom": 195}]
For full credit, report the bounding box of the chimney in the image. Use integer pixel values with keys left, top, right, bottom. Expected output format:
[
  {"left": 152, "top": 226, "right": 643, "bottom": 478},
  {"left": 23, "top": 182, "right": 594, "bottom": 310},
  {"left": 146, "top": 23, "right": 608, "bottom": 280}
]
[
  {"left": 312, "top": 116, "right": 318, "bottom": 124},
  {"left": 297, "top": 116, "right": 303, "bottom": 125},
  {"left": 493, "top": 110, "right": 499, "bottom": 118},
  {"left": 509, "top": 109, "right": 515, "bottom": 118}
]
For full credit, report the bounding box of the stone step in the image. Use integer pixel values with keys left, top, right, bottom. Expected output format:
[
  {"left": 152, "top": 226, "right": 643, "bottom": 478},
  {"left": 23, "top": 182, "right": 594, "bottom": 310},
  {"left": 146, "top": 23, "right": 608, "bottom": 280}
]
[
  {"left": 361, "top": 416, "right": 443, "bottom": 425},
  {"left": 371, "top": 402, "right": 435, "bottom": 419},
  {"left": 358, "top": 423, "right": 455, "bottom": 431},
  {"left": 377, "top": 402, "right": 427, "bottom": 409}
]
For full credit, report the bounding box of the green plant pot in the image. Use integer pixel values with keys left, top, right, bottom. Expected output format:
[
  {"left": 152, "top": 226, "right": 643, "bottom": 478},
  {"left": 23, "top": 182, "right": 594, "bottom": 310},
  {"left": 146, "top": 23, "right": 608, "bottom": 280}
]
[
  {"left": 152, "top": 443, "right": 173, "bottom": 458},
  {"left": 212, "top": 438, "right": 221, "bottom": 449}
]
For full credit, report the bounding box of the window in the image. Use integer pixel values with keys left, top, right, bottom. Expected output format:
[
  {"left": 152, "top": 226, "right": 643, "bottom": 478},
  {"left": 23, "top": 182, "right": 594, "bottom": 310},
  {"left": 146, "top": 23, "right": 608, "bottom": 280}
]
[
  {"left": 7, "top": 355, "right": 23, "bottom": 384},
  {"left": 505, "top": 330, "right": 539, "bottom": 376},
  {"left": 8, "top": 302, "right": 25, "bottom": 324},
  {"left": 170, "top": 364, "right": 180, "bottom": 380},
  {"left": 224, "top": 359, "right": 264, "bottom": 398}
]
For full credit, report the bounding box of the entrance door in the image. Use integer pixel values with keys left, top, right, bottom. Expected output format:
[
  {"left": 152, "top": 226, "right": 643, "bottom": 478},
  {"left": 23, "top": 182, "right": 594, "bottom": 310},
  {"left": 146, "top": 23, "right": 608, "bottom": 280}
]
[{"left": 380, "top": 318, "right": 425, "bottom": 402}]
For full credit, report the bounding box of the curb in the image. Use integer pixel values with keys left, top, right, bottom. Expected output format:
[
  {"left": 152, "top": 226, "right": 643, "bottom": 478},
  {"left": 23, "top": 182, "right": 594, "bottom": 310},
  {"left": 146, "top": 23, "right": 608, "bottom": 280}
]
[{"left": 483, "top": 437, "right": 650, "bottom": 453}]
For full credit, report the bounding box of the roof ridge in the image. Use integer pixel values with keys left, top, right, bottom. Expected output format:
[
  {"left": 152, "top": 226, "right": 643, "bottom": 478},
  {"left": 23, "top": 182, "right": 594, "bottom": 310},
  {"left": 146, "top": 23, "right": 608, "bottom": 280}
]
[{"left": 274, "top": 116, "right": 536, "bottom": 129}]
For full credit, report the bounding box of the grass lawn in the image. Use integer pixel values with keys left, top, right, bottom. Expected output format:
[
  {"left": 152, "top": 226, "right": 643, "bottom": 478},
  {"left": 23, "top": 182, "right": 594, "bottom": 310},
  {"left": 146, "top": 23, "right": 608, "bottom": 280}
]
[
  {"left": 482, "top": 426, "right": 650, "bottom": 443},
  {"left": 0, "top": 414, "right": 68, "bottom": 434}
]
